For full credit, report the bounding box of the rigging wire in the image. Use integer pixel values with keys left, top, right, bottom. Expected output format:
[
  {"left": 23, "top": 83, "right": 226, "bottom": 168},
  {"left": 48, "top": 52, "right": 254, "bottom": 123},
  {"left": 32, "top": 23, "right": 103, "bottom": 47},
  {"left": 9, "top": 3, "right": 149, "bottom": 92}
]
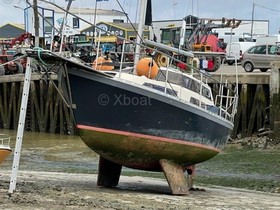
[
  {"left": 128, "top": 0, "right": 132, "bottom": 23},
  {"left": 254, "top": 3, "right": 280, "bottom": 13},
  {"left": 116, "top": 0, "right": 143, "bottom": 43}
]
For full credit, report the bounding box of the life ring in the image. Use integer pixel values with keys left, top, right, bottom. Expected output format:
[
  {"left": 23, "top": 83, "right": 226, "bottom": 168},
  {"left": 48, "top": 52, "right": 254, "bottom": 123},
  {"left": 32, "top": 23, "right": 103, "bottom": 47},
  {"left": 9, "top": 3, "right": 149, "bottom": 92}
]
[
  {"left": 192, "top": 57, "right": 200, "bottom": 69},
  {"left": 155, "top": 53, "right": 168, "bottom": 67}
]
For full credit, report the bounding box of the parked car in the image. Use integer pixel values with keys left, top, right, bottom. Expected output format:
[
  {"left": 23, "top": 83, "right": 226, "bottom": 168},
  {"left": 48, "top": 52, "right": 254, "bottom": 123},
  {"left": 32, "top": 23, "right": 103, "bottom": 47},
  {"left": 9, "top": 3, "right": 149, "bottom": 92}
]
[
  {"left": 225, "top": 41, "right": 255, "bottom": 65},
  {"left": 241, "top": 44, "right": 280, "bottom": 72}
]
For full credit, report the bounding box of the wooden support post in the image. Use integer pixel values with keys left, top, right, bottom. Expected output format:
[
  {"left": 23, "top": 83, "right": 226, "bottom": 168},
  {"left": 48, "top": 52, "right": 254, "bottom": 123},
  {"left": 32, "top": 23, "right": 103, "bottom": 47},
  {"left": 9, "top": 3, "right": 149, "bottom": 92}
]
[
  {"left": 97, "top": 156, "right": 122, "bottom": 187},
  {"left": 12, "top": 83, "right": 18, "bottom": 129},
  {"left": 231, "top": 97, "right": 242, "bottom": 139},
  {"left": 159, "top": 159, "right": 189, "bottom": 195},
  {"left": 269, "top": 61, "right": 280, "bottom": 141},
  {"left": 247, "top": 85, "right": 266, "bottom": 136},
  {"left": 240, "top": 84, "right": 248, "bottom": 138},
  {"left": 30, "top": 82, "right": 36, "bottom": 132}
]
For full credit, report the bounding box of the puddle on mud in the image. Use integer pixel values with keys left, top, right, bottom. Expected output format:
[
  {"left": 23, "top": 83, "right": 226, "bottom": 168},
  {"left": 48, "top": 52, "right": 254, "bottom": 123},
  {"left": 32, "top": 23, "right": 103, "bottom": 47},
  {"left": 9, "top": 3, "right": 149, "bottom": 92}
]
[
  {"left": 0, "top": 129, "right": 145, "bottom": 175},
  {"left": 0, "top": 129, "right": 99, "bottom": 173}
]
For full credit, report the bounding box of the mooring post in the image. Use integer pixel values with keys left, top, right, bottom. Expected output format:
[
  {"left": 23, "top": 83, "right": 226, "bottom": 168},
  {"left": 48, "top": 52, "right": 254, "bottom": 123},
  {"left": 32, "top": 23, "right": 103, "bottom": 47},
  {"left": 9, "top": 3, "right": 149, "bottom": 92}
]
[{"left": 269, "top": 61, "right": 280, "bottom": 140}]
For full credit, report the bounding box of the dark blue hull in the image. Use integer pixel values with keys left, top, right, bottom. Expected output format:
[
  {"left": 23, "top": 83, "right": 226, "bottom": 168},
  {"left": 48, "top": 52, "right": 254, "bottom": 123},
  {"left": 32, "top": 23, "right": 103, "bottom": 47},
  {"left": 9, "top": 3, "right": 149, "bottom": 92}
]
[{"left": 67, "top": 67, "right": 233, "bottom": 155}]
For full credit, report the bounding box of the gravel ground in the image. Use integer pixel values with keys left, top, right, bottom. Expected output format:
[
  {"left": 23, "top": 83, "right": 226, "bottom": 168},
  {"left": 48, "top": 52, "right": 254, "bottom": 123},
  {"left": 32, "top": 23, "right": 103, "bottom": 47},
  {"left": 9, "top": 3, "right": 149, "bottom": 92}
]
[{"left": 1, "top": 170, "right": 280, "bottom": 210}]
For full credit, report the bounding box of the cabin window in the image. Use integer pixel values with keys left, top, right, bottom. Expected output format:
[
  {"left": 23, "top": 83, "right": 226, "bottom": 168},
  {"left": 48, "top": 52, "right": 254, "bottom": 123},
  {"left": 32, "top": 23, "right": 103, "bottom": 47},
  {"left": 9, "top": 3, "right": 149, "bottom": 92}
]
[
  {"left": 183, "top": 76, "right": 212, "bottom": 100},
  {"left": 73, "top": 18, "right": 80, "bottom": 29},
  {"left": 161, "top": 29, "right": 172, "bottom": 44},
  {"left": 156, "top": 70, "right": 212, "bottom": 100},
  {"left": 143, "top": 83, "right": 177, "bottom": 96},
  {"left": 190, "top": 97, "right": 206, "bottom": 108},
  {"left": 113, "top": 19, "right": 124, "bottom": 23},
  {"left": 44, "top": 17, "right": 53, "bottom": 33},
  {"left": 156, "top": 70, "right": 183, "bottom": 86},
  {"left": 202, "top": 88, "right": 212, "bottom": 99},
  {"left": 225, "top": 32, "right": 235, "bottom": 35},
  {"left": 189, "top": 80, "right": 200, "bottom": 93}
]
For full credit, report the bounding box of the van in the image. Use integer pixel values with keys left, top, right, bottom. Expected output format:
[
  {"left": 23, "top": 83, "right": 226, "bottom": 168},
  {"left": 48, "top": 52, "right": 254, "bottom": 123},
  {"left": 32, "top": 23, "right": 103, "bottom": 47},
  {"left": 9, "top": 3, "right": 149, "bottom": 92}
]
[
  {"left": 225, "top": 42, "right": 255, "bottom": 65},
  {"left": 256, "top": 35, "right": 280, "bottom": 45}
]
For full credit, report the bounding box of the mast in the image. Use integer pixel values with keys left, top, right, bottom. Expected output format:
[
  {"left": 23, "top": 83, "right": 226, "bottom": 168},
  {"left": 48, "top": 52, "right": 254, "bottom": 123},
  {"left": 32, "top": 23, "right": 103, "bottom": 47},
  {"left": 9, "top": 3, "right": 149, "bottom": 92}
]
[
  {"left": 59, "top": 0, "right": 74, "bottom": 34},
  {"left": 59, "top": 0, "right": 74, "bottom": 53},
  {"left": 179, "top": 19, "right": 186, "bottom": 50},
  {"left": 250, "top": 2, "right": 255, "bottom": 40},
  {"left": 133, "top": 0, "right": 148, "bottom": 68},
  {"left": 33, "top": 0, "right": 40, "bottom": 47}
]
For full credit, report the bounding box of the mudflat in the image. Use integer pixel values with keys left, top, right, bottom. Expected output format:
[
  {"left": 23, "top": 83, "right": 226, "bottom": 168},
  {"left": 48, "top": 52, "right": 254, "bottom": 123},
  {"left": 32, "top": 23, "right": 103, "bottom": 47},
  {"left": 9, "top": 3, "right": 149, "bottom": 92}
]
[
  {"left": 1, "top": 170, "right": 280, "bottom": 210},
  {"left": 0, "top": 130, "right": 279, "bottom": 209}
]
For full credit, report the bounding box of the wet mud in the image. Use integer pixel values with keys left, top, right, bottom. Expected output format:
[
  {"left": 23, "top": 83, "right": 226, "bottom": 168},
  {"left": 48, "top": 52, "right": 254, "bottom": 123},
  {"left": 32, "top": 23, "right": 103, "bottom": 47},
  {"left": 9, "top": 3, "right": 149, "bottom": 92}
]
[{"left": 0, "top": 129, "right": 280, "bottom": 209}]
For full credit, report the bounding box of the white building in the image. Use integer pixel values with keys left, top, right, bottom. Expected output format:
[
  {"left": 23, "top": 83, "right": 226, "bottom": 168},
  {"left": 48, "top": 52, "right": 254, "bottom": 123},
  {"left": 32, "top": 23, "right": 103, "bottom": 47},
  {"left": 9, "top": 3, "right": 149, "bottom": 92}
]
[
  {"left": 151, "top": 17, "right": 269, "bottom": 44},
  {"left": 24, "top": 6, "right": 127, "bottom": 43}
]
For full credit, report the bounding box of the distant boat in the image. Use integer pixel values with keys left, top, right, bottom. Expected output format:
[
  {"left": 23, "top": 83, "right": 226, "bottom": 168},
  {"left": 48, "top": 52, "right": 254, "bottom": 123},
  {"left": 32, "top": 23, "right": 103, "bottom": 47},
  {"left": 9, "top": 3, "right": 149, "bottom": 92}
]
[{"left": 0, "top": 134, "right": 12, "bottom": 164}]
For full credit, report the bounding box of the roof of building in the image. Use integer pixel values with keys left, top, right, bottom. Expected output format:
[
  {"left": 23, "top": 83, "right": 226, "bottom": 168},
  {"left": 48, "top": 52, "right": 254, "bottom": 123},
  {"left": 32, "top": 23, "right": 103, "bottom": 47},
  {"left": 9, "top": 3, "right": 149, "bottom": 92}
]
[
  {"left": 0, "top": 23, "right": 25, "bottom": 39},
  {"left": 81, "top": 22, "right": 149, "bottom": 33},
  {"left": 47, "top": 7, "right": 126, "bottom": 16},
  {"left": 101, "top": 22, "right": 149, "bottom": 31},
  {"left": 0, "top": 23, "right": 24, "bottom": 30}
]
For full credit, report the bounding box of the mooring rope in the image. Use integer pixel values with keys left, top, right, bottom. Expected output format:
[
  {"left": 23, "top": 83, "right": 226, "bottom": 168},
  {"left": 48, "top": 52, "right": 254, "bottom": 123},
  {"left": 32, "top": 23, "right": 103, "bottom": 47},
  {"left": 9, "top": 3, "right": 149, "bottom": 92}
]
[{"left": 33, "top": 47, "right": 48, "bottom": 66}]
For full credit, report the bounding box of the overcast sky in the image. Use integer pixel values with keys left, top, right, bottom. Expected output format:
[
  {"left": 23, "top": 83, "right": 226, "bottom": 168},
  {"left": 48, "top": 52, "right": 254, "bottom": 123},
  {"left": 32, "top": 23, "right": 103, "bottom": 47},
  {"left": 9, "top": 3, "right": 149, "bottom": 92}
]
[{"left": 1, "top": 0, "right": 280, "bottom": 33}]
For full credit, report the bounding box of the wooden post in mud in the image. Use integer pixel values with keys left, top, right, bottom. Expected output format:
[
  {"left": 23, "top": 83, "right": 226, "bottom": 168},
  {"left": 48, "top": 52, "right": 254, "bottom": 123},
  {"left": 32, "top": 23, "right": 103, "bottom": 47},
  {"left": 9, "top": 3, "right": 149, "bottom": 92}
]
[{"left": 268, "top": 61, "right": 280, "bottom": 142}]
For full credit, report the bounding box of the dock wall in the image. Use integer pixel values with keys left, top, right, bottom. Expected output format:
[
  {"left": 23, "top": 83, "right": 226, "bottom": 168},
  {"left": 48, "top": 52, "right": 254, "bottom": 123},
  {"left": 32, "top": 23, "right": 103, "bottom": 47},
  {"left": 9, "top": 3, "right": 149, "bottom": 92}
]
[
  {"left": 0, "top": 74, "right": 75, "bottom": 135},
  {"left": 0, "top": 70, "right": 278, "bottom": 140}
]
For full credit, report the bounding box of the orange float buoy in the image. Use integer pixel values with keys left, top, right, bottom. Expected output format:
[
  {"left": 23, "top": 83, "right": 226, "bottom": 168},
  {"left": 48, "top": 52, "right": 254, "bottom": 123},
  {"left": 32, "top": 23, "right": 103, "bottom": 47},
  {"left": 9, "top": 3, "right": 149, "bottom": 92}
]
[
  {"left": 136, "top": 57, "right": 159, "bottom": 79},
  {"left": 92, "top": 57, "right": 114, "bottom": 71}
]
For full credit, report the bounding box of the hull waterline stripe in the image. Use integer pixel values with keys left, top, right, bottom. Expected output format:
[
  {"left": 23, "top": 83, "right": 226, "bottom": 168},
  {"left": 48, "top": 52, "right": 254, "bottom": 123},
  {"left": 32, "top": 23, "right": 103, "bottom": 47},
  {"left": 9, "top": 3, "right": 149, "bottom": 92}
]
[{"left": 77, "top": 124, "right": 221, "bottom": 153}]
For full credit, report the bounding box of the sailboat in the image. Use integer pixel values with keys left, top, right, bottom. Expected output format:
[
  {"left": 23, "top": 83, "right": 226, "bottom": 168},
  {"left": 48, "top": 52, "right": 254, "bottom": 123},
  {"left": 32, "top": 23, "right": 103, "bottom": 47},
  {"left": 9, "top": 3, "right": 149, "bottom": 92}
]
[
  {"left": 27, "top": 0, "right": 238, "bottom": 195},
  {"left": 0, "top": 134, "right": 12, "bottom": 164}
]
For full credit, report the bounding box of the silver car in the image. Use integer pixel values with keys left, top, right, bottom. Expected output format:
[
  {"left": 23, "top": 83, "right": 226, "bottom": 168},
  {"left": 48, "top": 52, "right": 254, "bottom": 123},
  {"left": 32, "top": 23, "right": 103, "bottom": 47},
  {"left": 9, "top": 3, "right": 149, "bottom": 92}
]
[{"left": 241, "top": 44, "right": 280, "bottom": 72}]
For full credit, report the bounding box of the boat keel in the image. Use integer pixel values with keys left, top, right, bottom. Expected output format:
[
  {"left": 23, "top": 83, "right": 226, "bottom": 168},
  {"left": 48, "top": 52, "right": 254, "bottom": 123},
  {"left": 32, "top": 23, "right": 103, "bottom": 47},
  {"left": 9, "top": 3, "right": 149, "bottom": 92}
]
[
  {"left": 159, "top": 159, "right": 189, "bottom": 195},
  {"left": 97, "top": 156, "right": 122, "bottom": 187}
]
